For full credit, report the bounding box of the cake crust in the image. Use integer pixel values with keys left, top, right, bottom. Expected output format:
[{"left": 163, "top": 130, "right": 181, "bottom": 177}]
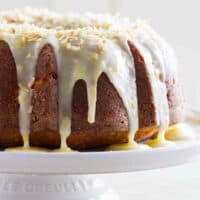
[
  {"left": 0, "top": 41, "right": 23, "bottom": 148},
  {"left": 30, "top": 44, "right": 60, "bottom": 149}
]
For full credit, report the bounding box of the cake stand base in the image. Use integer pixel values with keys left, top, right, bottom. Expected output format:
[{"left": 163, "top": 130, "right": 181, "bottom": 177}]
[{"left": 0, "top": 174, "right": 119, "bottom": 200}]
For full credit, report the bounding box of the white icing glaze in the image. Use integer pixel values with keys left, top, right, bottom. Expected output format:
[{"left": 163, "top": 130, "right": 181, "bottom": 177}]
[
  {"left": 166, "top": 123, "right": 195, "bottom": 141},
  {"left": 0, "top": 9, "right": 180, "bottom": 151}
]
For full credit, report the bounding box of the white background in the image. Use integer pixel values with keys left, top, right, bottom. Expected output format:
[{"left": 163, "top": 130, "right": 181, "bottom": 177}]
[{"left": 0, "top": 0, "right": 200, "bottom": 199}]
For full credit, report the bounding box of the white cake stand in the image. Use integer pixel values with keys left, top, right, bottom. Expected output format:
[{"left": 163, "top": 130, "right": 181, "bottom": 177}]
[
  {"left": 0, "top": 140, "right": 200, "bottom": 200},
  {"left": 0, "top": 111, "right": 200, "bottom": 200}
]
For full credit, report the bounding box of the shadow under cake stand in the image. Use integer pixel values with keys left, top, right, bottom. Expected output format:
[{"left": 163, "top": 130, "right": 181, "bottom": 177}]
[{"left": 0, "top": 137, "right": 200, "bottom": 200}]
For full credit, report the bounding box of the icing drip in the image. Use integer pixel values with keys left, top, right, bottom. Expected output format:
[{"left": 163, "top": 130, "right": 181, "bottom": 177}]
[
  {"left": 57, "top": 33, "right": 102, "bottom": 149},
  {"left": 166, "top": 123, "right": 195, "bottom": 141},
  {"left": 86, "top": 72, "right": 100, "bottom": 124},
  {"left": 3, "top": 33, "right": 45, "bottom": 148},
  {"left": 103, "top": 38, "right": 138, "bottom": 147},
  {"left": 86, "top": 82, "right": 97, "bottom": 123},
  {"left": 18, "top": 86, "right": 32, "bottom": 147}
]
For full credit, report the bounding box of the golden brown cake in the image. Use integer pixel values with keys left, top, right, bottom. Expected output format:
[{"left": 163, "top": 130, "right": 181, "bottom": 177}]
[{"left": 0, "top": 8, "right": 185, "bottom": 151}]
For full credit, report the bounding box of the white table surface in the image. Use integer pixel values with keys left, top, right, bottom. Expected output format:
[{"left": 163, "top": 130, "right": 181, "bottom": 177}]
[{"left": 101, "top": 161, "right": 200, "bottom": 200}]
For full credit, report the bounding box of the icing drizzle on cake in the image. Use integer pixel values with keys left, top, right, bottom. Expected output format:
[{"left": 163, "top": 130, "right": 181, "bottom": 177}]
[{"left": 0, "top": 8, "right": 178, "bottom": 151}]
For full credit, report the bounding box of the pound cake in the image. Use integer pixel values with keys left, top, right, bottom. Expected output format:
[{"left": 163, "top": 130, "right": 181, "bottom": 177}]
[{"left": 0, "top": 8, "right": 185, "bottom": 151}]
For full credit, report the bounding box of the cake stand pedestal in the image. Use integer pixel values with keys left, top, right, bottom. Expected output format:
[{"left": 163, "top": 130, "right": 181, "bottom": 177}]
[
  {"left": 0, "top": 137, "right": 200, "bottom": 200},
  {"left": 0, "top": 174, "right": 119, "bottom": 200}
]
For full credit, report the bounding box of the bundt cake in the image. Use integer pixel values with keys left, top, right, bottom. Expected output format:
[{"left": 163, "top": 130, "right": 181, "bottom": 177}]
[{"left": 0, "top": 8, "right": 185, "bottom": 151}]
